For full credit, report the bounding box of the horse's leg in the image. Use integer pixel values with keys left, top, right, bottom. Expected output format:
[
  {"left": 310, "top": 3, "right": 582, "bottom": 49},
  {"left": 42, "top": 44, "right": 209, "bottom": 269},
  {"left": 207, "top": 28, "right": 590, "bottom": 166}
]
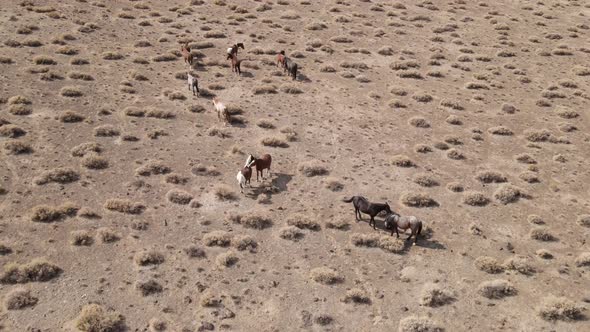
[
  {"left": 395, "top": 227, "right": 399, "bottom": 238},
  {"left": 371, "top": 216, "right": 376, "bottom": 230},
  {"left": 353, "top": 207, "right": 358, "bottom": 221}
]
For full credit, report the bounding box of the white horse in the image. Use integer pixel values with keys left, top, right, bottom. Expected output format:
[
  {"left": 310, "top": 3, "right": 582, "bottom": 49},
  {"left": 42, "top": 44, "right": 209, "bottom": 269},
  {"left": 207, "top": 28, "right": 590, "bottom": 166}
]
[
  {"left": 212, "top": 97, "right": 230, "bottom": 126},
  {"left": 236, "top": 157, "right": 255, "bottom": 193},
  {"left": 187, "top": 72, "right": 199, "bottom": 96}
]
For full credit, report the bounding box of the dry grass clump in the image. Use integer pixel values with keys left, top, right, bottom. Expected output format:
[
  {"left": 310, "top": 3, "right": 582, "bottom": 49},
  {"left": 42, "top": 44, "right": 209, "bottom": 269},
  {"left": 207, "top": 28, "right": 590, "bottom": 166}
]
[
  {"left": 0, "top": 258, "right": 61, "bottom": 284},
  {"left": 8, "top": 95, "right": 32, "bottom": 105},
  {"left": 216, "top": 251, "right": 239, "bottom": 268},
  {"left": 475, "top": 170, "right": 507, "bottom": 183},
  {"left": 199, "top": 291, "right": 221, "bottom": 308},
  {"left": 516, "top": 153, "right": 536, "bottom": 164},
  {"left": 232, "top": 235, "right": 258, "bottom": 252},
  {"left": 536, "top": 249, "right": 553, "bottom": 259},
  {"left": 524, "top": 129, "right": 553, "bottom": 142},
  {"left": 413, "top": 174, "right": 439, "bottom": 187},
  {"left": 343, "top": 288, "right": 371, "bottom": 304},
  {"left": 478, "top": 279, "right": 516, "bottom": 299},
  {"left": 8, "top": 105, "right": 32, "bottom": 115},
  {"left": 391, "top": 155, "right": 415, "bottom": 168},
  {"left": 229, "top": 212, "right": 273, "bottom": 229},
  {"left": 60, "top": 86, "right": 83, "bottom": 97},
  {"left": 280, "top": 85, "right": 303, "bottom": 94},
  {"left": 164, "top": 174, "right": 188, "bottom": 185},
  {"left": 59, "top": 111, "right": 85, "bottom": 123},
  {"left": 325, "top": 219, "right": 349, "bottom": 230},
  {"left": 207, "top": 127, "right": 231, "bottom": 138},
  {"left": 325, "top": 177, "right": 344, "bottom": 192},
  {"left": 420, "top": 283, "right": 454, "bottom": 307},
  {"left": 528, "top": 215, "right": 544, "bottom": 225},
  {"left": 530, "top": 228, "right": 556, "bottom": 241},
  {"left": 136, "top": 279, "right": 163, "bottom": 296},
  {"left": 494, "top": 184, "right": 523, "bottom": 204},
  {"left": 446, "top": 115, "right": 463, "bottom": 125},
  {"left": 446, "top": 148, "right": 465, "bottom": 160},
  {"left": 3, "top": 141, "right": 33, "bottom": 155},
  {"left": 149, "top": 318, "right": 167, "bottom": 332},
  {"left": 574, "top": 252, "right": 590, "bottom": 267},
  {"left": 71, "top": 143, "right": 101, "bottom": 157},
  {"left": 82, "top": 155, "right": 109, "bottom": 170},
  {"left": 31, "top": 203, "right": 78, "bottom": 222},
  {"left": 398, "top": 316, "right": 443, "bottom": 332},
  {"left": 503, "top": 256, "right": 535, "bottom": 275},
  {"left": 70, "top": 230, "right": 93, "bottom": 246},
  {"left": 147, "top": 109, "right": 175, "bottom": 119},
  {"left": 412, "top": 93, "right": 433, "bottom": 103},
  {"left": 519, "top": 171, "right": 539, "bottom": 183},
  {"left": 446, "top": 182, "right": 464, "bottom": 192},
  {"left": 351, "top": 233, "right": 380, "bottom": 248},
  {"left": 75, "top": 304, "right": 125, "bottom": 332},
  {"left": 475, "top": 256, "right": 504, "bottom": 274},
  {"left": 134, "top": 250, "right": 164, "bottom": 266},
  {"left": 191, "top": 164, "right": 220, "bottom": 177},
  {"left": 102, "top": 52, "right": 124, "bottom": 60},
  {"left": 256, "top": 119, "right": 275, "bottom": 129},
  {"left": 378, "top": 236, "right": 405, "bottom": 253},
  {"left": 34, "top": 167, "right": 79, "bottom": 185},
  {"left": 213, "top": 184, "right": 238, "bottom": 201},
  {"left": 310, "top": 267, "right": 343, "bottom": 285},
  {"left": 298, "top": 160, "right": 329, "bottom": 177},
  {"left": 166, "top": 189, "right": 193, "bottom": 205},
  {"left": 0, "top": 125, "right": 26, "bottom": 138},
  {"left": 577, "top": 215, "right": 590, "bottom": 228},
  {"left": 252, "top": 85, "right": 278, "bottom": 94},
  {"left": 400, "top": 193, "right": 438, "bottom": 207},
  {"left": 184, "top": 245, "right": 206, "bottom": 258},
  {"left": 261, "top": 136, "right": 288, "bottom": 148},
  {"left": 33, "top": 55, "right": 57, "bottom": 65},
  {"left": 104, "top": 199, "right": 145, "bottom": 215},
  {"left": 287, "top": 214, "right": 320, "bottom": 231},
  {"left": 97, "top": 228, "right": 119, "bottom": 243},
  {"left": 408, "top": 117, "right": 430, "bottom": 128},
  {"left": 4, "top": 288, "right": 38, "bottom": 310},
  {"left": 537, "top": 296, "right": 585, "bottom": 321},
  {"left": 415, "top": 144, "right": 432, "bottom": 153},
  {"left": 135, "top": 161, "right": 171, "bottom": 176},
  {"left": 279, "top": 226, "right": 304, "bottom": 240},
  {"left": 94, "top": 125, "right": 120, "bottom": 137},
  {"left": 488, "top": 126, "right": 513, "bottom": 136},
  {"left": 203, "top": 231, "right": 231, "bottom": 247}
]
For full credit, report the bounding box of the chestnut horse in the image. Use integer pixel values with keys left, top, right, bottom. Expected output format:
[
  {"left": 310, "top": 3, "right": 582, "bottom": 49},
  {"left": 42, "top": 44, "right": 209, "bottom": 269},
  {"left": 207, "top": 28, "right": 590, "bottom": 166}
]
[
  {"left": 246, "top": 154, "right": 272, "bottom": 181},
  {"left": 181, "top": 42, "right": 193, "bottom": 66},
  {"left": 384, "top": 212, "right": 423, "bottom": 245},
  {"left": 342, "top": 196, "right": 392, "bottom": 229},
  {"left": 277, "top": 50, "right": 286, "bottom": 67},
  {"left": 226, "top": 53, "right": 249, "bottom": 76}
]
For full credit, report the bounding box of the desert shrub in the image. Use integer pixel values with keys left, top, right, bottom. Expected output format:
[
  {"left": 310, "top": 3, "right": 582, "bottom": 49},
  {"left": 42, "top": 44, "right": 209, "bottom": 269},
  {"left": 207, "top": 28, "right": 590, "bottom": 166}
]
[
  {"left": 298, "top": 160, "right": 329, "bottom": 176},
  {"left": 229, "top": 212, "right": 272, "bottom": 229},
  {"left": 199, "top": 291, "right": 221, "bottom": 307},
  {"left": 104, "top": 199, "right": 145, "bottom": 214},
  {"left": 519, "top": 171, "right": 539, "bottom": 183},
  {"left": 475, "top": 171, "right": 507, "bottom": 183},
  {"left": 378, "top": 236, "right": 404, "bottom": 253},
  {"left": 203, "top": 231, "right": 232, "bottom": 247},
  {"left": 261, "top": 136, "right": 288, "bottom": 148},
  {"left": 147, "top": 109, "right": 175, "bottom": 119},
  {"left": 71, "top": 142, "right": 102, "bottom": 157},
  {"left": 279, "top": 226, "right": 304, "bottom": 240},
  {"left": 325, "top": 178, "right": 344, "bottom": 191},
  {"left": 191, "top": 164, "right": 220, "bottom": 177},
  {"left": 400, "top": 193, "right": 438, "bottom": 207},
  {"left": 310, "top": 267, "right": 343, "bottom": 285},
  {"left": 574, "top": 252, "right": 590, "bottom": 267},
  {"left": 59, "top": 111, "right": 85, "bottom": 122},
  {"left": 537, "top": 296, "right": 585, "bottom": 321},
  {"left": 75, "top": 304, "right": 125, "bottom": 332},
  {"left": 60, "top": 86, "right": 83, "bottom": 97},
  {"left": 503, "top": 256, "right": 534, "bottom": 275},
  {"left": 577, "top": 215, "right": 590, "bottom": 227},
  {"left": 478, "top": 279, "right": 516, "bottom": 299},
  {"left": 8, "top": 105, "right": 32, "bottom": 115},
  {"left": 515, "top": 153, "right": 536, "bottom": 164},
  {"left": 391, "top": 155, "right": 415, "bottom": 167},
  {"left": 97, "top": 228, "right": 119, "bottom": 243},
  {"left": 216, "top": 251, "right": 239, "bottom": 267},
  {"left": 446, "top": 183, "right": 464, "bottom": 192},
  {"left": 398, "top": 316, "right": 444, "bottom": 332},
  {"left": 256, "top": 119, "right": 275, "bottom": 129},
  {"left": 134, "top": 250, "right": 164, "bottom": 266},
  {"left": 475, "top": 256, "right": 504, "bottom": 274},
  {"left": 415, "top": 144, "right": 432, "bottom": 153},
  {"left": 4, "top": 288, "right": 38, "bottom": 310},
  {"left": 413, "top": 174, "right": 439, "bottom": 187},
  {"left": 232, "top": 235, "right": 258, "bottom": 252},
  {"left": 184, "top": 245, "right": 206, "bottom": 258},
  {"left": 351, "top": 233, "right": 379, "bottom": 247},
  {"left": 33, "top": 56, "right": 57, "bottom": 65},
  {"left": 70, "top": 230, "right": 93, "bottom": 246},
  {"left": 207, "top": 127, "right": 230, "bottom": 138},
  {"left": 3, "top": 141, "right": 33, "bottom": 155},
  {"left": 487, "top": 126, "right": 513, "bottom": 136},
  {"left": 94, "top": 125, "right": 120, "bottom": 137},
  {"left": 136, "top": 279, "right": 163, "bottom": 296},
  {"left": 102, "top": 52, "right": 124, "bottom": 60},
  {"left": 30, "top": 202, "right": 77, "bottom": 222},
  {"left": 213, "top": 185, "right": 238, "bottom": 201},
  {"left": 420, "top": 283, "right": 454, "bottom": 307},
  {"left": 536, "top": 249, "right": 553, "bottom": 259},
  {"left": 81, "top": 155, "right": 109, "bottom": 170},
  {"left": 530, "top": 228, "right": 556, "bottom": 241},
  {"left": 325, "top": 219, "right": 349, "bottom": 230},
  {"left": 287, "top": 214, "right": 320, "bottom": 231},
  {"left": 0, "top": 259, "right": 61, "bottom": 284},
  {"left": 494, "top": 184, "right": 522, "bottom": 204},
  {"left": 34, "top": 168, "right": 79, "bottom": 185},
  {"left": 135, "top": 161, "right": 171, "bottom": 176},
  {"left": 343, "top": 288, "right": 371, "bottom": 304},
  {"left": 447, "top": 148, "right": 465, "bottom": 160},
  {"left": 166, "top": 189, "right": 193, "bottom": 205},
  {"left": 408, "top": 117, "right": 430, "bottom": 128}
]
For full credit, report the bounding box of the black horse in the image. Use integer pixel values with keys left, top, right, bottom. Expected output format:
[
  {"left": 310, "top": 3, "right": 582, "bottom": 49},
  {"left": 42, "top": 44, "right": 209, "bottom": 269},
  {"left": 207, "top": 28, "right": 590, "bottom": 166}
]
[
  {"left": 283, "top": 57, "right": 298, "bottom": 80},
  {"left": 343, "top": 196, "right": 392, "bottom": 229}
]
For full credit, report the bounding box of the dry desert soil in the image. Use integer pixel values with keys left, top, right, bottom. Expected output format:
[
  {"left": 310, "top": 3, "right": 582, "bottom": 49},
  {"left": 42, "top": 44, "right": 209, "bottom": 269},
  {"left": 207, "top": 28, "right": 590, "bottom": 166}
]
[{"left": 1, "top": 0, "right": 590, "bottom": 331}]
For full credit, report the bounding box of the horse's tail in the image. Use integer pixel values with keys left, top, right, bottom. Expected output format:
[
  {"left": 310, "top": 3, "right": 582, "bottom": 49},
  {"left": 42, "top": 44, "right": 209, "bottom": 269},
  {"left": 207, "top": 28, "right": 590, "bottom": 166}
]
[{"left": 342, "top": 197, "right": 354, "bottom": 203}]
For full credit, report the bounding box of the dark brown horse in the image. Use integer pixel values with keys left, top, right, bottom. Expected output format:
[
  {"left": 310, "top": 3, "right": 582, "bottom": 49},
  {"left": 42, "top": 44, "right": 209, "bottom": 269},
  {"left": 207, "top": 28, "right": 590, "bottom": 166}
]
[
  {"left": 246, "top": 154, "right": 272, "bottom": 181},
  {"left": 277, "top": 50, "right": 286, "bottom": 67},
  {"left": 384, "top": 213, "right": 423, "bottom": 245},
  {"left": 181, "top": 42, "right": 193, "bottom": 65},
  {"left": 227, "top": 53, "right": 246, "bottom": 75},
  {"left": 343, "top": 196, "right": 392, "bottom": 229}
]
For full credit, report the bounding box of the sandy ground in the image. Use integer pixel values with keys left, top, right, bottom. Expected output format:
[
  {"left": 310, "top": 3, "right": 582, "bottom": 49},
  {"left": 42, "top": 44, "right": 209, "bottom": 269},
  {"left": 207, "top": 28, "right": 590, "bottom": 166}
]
[{"left": 0, "top": 0, "right": 589, "bottom": 331}]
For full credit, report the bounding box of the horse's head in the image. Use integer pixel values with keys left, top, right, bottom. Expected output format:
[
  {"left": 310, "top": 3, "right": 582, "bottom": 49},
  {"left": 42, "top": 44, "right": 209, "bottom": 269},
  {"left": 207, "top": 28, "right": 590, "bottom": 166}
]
[
  {"left": 280, "top": 50, "right": 285, "bottom": 55},
  {"left": 212, "top": 97, "right": 218, "bottom": 105},
  {"left": 237, "top": 42, "right": 244, "bottom": 49},
  {"left": 385, "top": 202, "right": 393, "bottom": 214}
]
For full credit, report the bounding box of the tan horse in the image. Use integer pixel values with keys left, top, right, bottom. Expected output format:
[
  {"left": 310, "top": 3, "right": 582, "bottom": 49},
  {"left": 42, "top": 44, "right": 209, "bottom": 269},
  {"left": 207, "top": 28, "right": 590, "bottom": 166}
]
[
  {"left": 212, "top": 97, "right": 230, "bottom": 126},
  {"left": 384, "top": 213, "right": 423, "bottom": 245}
]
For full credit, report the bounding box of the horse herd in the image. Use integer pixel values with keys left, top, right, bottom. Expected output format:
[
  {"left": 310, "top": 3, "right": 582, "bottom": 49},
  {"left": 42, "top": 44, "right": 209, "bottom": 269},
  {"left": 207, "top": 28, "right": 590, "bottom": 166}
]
[{"left": 179, "top": 41, "right": 423, "bottom": 245}]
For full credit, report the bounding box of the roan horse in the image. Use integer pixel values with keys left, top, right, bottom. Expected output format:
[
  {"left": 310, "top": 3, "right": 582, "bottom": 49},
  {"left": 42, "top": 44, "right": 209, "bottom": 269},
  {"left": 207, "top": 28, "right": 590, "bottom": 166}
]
[
  {"left": 181, "top": 42, "right": 194, "bottom": 66},
  {"left": 187, "top": 72, "right": 199, "bottom": 96},
  {"left": 343, "top": 196, "right": 392, "bottom": 229},
  {"left": 384, "top": 213, "right": 423, "bottom": 245},
  {"left": 283, "top": 57, "right": 298, "bottom": 80},
  {"left": 237, "top": 158, "right": 256, "bottom": 193},
  {"left": 246, "top": 154, "right": 272, "bottom": 181}
]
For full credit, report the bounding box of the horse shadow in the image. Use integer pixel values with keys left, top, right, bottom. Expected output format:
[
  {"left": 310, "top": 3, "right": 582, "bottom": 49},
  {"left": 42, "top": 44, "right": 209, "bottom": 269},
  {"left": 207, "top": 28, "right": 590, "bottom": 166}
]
[
  {"left": 240, "top": 71, "right": 254, "bottom": 78},
  {"left": 296, "top": 73, "right": 312, "bottom": 83},
  {"left": 245, "top": 173, "right": 292, "bottom": 199}
]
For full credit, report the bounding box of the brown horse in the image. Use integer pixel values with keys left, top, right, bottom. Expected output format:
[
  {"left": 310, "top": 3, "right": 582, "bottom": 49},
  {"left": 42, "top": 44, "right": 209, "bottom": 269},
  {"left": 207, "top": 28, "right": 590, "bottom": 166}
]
[
  {"left": 384, "top": 213, "right": 423, "bottom": 245},
  {"left": 227, "top": 53, "right": 248, "bottom": 75},
  {"left": 343, "top": 196, "right": 392, "bottom": 229},
  {"left": 277, "top": 50, "right": 286, "bottom": 67},
  {"left": 246, "top": 154, "right": 272, "bottom": 181},
  {"left": 181, "top": 42, "right": 193, "bottom": 65}
]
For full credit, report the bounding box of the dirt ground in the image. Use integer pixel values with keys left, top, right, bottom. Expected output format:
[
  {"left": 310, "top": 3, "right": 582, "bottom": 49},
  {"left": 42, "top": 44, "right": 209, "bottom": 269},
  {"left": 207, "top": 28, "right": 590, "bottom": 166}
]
[{"left": 0, "top": 0, "right": 589, "bottom": 331}]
